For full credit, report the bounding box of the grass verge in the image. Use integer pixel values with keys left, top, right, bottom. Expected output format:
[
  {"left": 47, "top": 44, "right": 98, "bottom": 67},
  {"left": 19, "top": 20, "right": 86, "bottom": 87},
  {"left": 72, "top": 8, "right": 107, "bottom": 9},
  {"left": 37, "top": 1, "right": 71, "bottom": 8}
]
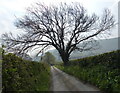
[{"left": 56, "top": 50, "right": 120, "bottom": 93}]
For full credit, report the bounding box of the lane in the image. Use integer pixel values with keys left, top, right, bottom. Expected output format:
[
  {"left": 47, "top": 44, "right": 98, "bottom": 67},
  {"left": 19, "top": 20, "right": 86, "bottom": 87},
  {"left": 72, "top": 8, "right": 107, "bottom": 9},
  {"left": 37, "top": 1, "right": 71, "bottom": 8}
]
[
  {"left": 51, "top": 66, "right": 101, "bottom": 92},
  {"left": 51, "top": 66, "right": 70, "bottom": 91}
]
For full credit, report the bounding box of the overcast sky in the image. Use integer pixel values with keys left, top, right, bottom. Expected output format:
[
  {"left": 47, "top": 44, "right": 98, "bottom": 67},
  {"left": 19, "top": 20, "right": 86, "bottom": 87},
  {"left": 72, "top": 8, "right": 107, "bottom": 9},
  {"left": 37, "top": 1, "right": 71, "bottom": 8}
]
[
  {"left": 0, "top": 0, "right": 119, "bottom": 57},
  {"left": 0, "top": 0, "right": 119, "bottom": 38}
]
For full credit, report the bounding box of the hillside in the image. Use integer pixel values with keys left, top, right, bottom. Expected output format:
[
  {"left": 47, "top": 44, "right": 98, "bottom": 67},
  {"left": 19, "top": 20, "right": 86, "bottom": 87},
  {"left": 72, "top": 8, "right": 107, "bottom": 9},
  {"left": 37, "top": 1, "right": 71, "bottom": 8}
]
[
  {"left": 70, "top": 37, "right": 119, "bottom": 59},
  {"left": 16, "top": 53, "right": 32, "bottom": 61},
  {"left": 34, "top": 37, "right": 119, "bottom": 61}
]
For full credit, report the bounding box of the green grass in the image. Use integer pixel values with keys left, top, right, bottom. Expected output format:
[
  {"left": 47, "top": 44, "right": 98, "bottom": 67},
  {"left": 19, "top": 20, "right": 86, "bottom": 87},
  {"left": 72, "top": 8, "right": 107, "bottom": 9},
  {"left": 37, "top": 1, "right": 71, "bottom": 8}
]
[
  {"left": 56, "top": 50, "right": 120, "bottom": 93},
  {"left": 2, "top": 53, "right": 51, "bottom": 92}
]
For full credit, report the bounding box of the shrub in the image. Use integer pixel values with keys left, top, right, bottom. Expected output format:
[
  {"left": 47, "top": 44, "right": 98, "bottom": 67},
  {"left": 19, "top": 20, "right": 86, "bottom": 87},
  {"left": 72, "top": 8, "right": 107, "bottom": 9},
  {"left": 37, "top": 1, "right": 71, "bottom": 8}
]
[
  {"left": 2, "top": 53, "right": 50, "bottom": 92},
  {"left": 56, "top": 50, "right": 120, "bottom": 93}
]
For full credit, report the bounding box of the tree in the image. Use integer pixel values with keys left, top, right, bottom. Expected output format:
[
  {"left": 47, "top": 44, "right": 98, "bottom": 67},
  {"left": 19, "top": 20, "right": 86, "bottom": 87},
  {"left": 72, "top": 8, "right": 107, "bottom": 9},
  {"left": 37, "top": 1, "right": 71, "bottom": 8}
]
[
  {"left": 2, "top": 2, "right": 115, "bottom": 65},
  {"left": 41, "top": 52, "right": 56, "bottom": 65}
]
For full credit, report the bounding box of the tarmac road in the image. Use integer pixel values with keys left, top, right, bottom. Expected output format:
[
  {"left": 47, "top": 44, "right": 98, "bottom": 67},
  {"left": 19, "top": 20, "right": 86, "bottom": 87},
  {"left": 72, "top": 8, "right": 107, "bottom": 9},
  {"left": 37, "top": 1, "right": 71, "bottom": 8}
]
[{"left": 51, "top": 66, "right": 101, "bottom": 92}]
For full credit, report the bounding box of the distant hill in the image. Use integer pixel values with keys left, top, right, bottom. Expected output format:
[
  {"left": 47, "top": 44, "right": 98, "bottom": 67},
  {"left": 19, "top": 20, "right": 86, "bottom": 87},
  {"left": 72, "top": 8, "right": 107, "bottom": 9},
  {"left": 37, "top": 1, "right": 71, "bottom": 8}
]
[
  {"left": 70, "top": 37, "right": 119, "bottom": 59},
  {"left": 16, "top": 53, "right": 32, "bottom": 61},
  {"left": 33, "top": 37, "right": 119, "bottom": 62}
]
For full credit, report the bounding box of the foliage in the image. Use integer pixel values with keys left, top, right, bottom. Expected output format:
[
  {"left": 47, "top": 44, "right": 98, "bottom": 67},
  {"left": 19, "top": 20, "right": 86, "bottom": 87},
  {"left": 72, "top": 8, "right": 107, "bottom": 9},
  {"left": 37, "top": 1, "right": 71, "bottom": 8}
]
[
  {"left": 56, "top": 50, "right": 120, "bottom": 93},
  {"left": 41, "top": 52, "right": 56, "bottom": 65},
  {"left": 0, "top": 47, "right": 2, "bottom": 54},
  {"left": 2, "top": 53, "right": 51, "bottom": 92},
  {"left": 0, "top": 47, "right": 3, "bottom": 59}
]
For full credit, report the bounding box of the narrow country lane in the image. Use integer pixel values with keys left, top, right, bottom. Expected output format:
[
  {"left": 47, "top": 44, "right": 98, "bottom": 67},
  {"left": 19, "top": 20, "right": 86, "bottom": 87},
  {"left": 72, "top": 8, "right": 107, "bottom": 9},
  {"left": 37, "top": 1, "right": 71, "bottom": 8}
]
[{"left": 51, "top": 66, "right": 101, "bottom": 92}]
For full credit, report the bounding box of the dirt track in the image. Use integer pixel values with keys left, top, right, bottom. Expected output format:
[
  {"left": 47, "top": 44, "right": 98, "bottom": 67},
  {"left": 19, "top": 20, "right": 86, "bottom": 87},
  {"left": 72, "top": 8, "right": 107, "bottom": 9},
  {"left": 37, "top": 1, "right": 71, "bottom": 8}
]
[{"left": 51, "top": 66, "right": 101, "bottom": 92}]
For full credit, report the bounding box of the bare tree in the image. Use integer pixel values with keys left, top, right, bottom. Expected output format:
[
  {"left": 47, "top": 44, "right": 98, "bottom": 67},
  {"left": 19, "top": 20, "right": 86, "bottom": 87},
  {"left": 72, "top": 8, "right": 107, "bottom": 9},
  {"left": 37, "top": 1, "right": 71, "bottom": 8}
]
[{"left": 2, "top": 2, "right": 115, "bottom": 65}]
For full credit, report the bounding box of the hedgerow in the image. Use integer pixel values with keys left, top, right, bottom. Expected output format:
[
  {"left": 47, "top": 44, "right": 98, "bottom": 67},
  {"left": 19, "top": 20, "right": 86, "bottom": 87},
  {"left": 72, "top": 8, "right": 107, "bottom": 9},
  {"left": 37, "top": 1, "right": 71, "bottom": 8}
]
[
  {"left": 2, "top": 53, "right": 51, "bottom": 92},
  {"left": 56, "top": 50, "right": 120, "bottom": 93}
]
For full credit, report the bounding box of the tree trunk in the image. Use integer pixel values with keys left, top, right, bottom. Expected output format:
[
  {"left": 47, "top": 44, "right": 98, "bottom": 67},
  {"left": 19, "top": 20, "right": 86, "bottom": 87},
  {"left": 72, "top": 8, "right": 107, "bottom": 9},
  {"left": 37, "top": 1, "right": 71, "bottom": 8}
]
[
  {"left": 60, "top": 52, "right": 70, "bottom": 66},
  {"left": 62, "top": 57, "right": 69, "bottom": 66}
]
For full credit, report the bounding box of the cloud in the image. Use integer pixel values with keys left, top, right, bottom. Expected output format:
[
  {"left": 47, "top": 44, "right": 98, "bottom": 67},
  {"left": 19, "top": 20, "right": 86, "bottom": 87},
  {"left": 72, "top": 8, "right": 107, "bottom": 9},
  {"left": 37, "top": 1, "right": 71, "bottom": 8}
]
[
  {"left": 0, "top": 0, "right": 118, "bottom": 38},
  {"left": 0, "top": 0, "right": 118, "bottom": 56}
]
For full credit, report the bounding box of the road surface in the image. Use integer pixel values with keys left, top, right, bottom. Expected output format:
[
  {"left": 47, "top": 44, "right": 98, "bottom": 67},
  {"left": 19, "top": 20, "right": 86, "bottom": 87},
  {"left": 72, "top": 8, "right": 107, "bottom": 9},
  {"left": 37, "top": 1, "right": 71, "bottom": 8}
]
[{"left": 51, "top": 66, "right": 101, "bottom": 92}]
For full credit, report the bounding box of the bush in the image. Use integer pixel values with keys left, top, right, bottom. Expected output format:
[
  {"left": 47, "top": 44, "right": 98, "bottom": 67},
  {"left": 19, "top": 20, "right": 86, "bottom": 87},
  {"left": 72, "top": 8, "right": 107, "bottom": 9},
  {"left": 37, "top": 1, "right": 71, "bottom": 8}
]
[
  {"left": 2, "top": 53, "right": 51, "bottom": 92},
  {"left": 56, "top": 50, "right": 120, "bottom": 93}
]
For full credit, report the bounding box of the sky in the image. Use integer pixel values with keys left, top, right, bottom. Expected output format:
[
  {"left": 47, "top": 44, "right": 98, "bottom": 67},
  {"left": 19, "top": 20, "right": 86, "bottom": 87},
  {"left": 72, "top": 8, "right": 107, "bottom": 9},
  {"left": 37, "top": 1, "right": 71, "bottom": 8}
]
[
  {"left": 0, "top": 0, "right": 119, "bottom": 57},
  {"left": 0, "top": 0, "right": 119, "bottom": 37}
]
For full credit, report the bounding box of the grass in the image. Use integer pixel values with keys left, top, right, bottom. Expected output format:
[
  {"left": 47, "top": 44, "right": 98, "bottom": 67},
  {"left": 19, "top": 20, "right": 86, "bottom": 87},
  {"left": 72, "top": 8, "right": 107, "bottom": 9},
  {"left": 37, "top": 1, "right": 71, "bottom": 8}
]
[{"left": 56, "top": 50, "right": 120, "bottom": 93}]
